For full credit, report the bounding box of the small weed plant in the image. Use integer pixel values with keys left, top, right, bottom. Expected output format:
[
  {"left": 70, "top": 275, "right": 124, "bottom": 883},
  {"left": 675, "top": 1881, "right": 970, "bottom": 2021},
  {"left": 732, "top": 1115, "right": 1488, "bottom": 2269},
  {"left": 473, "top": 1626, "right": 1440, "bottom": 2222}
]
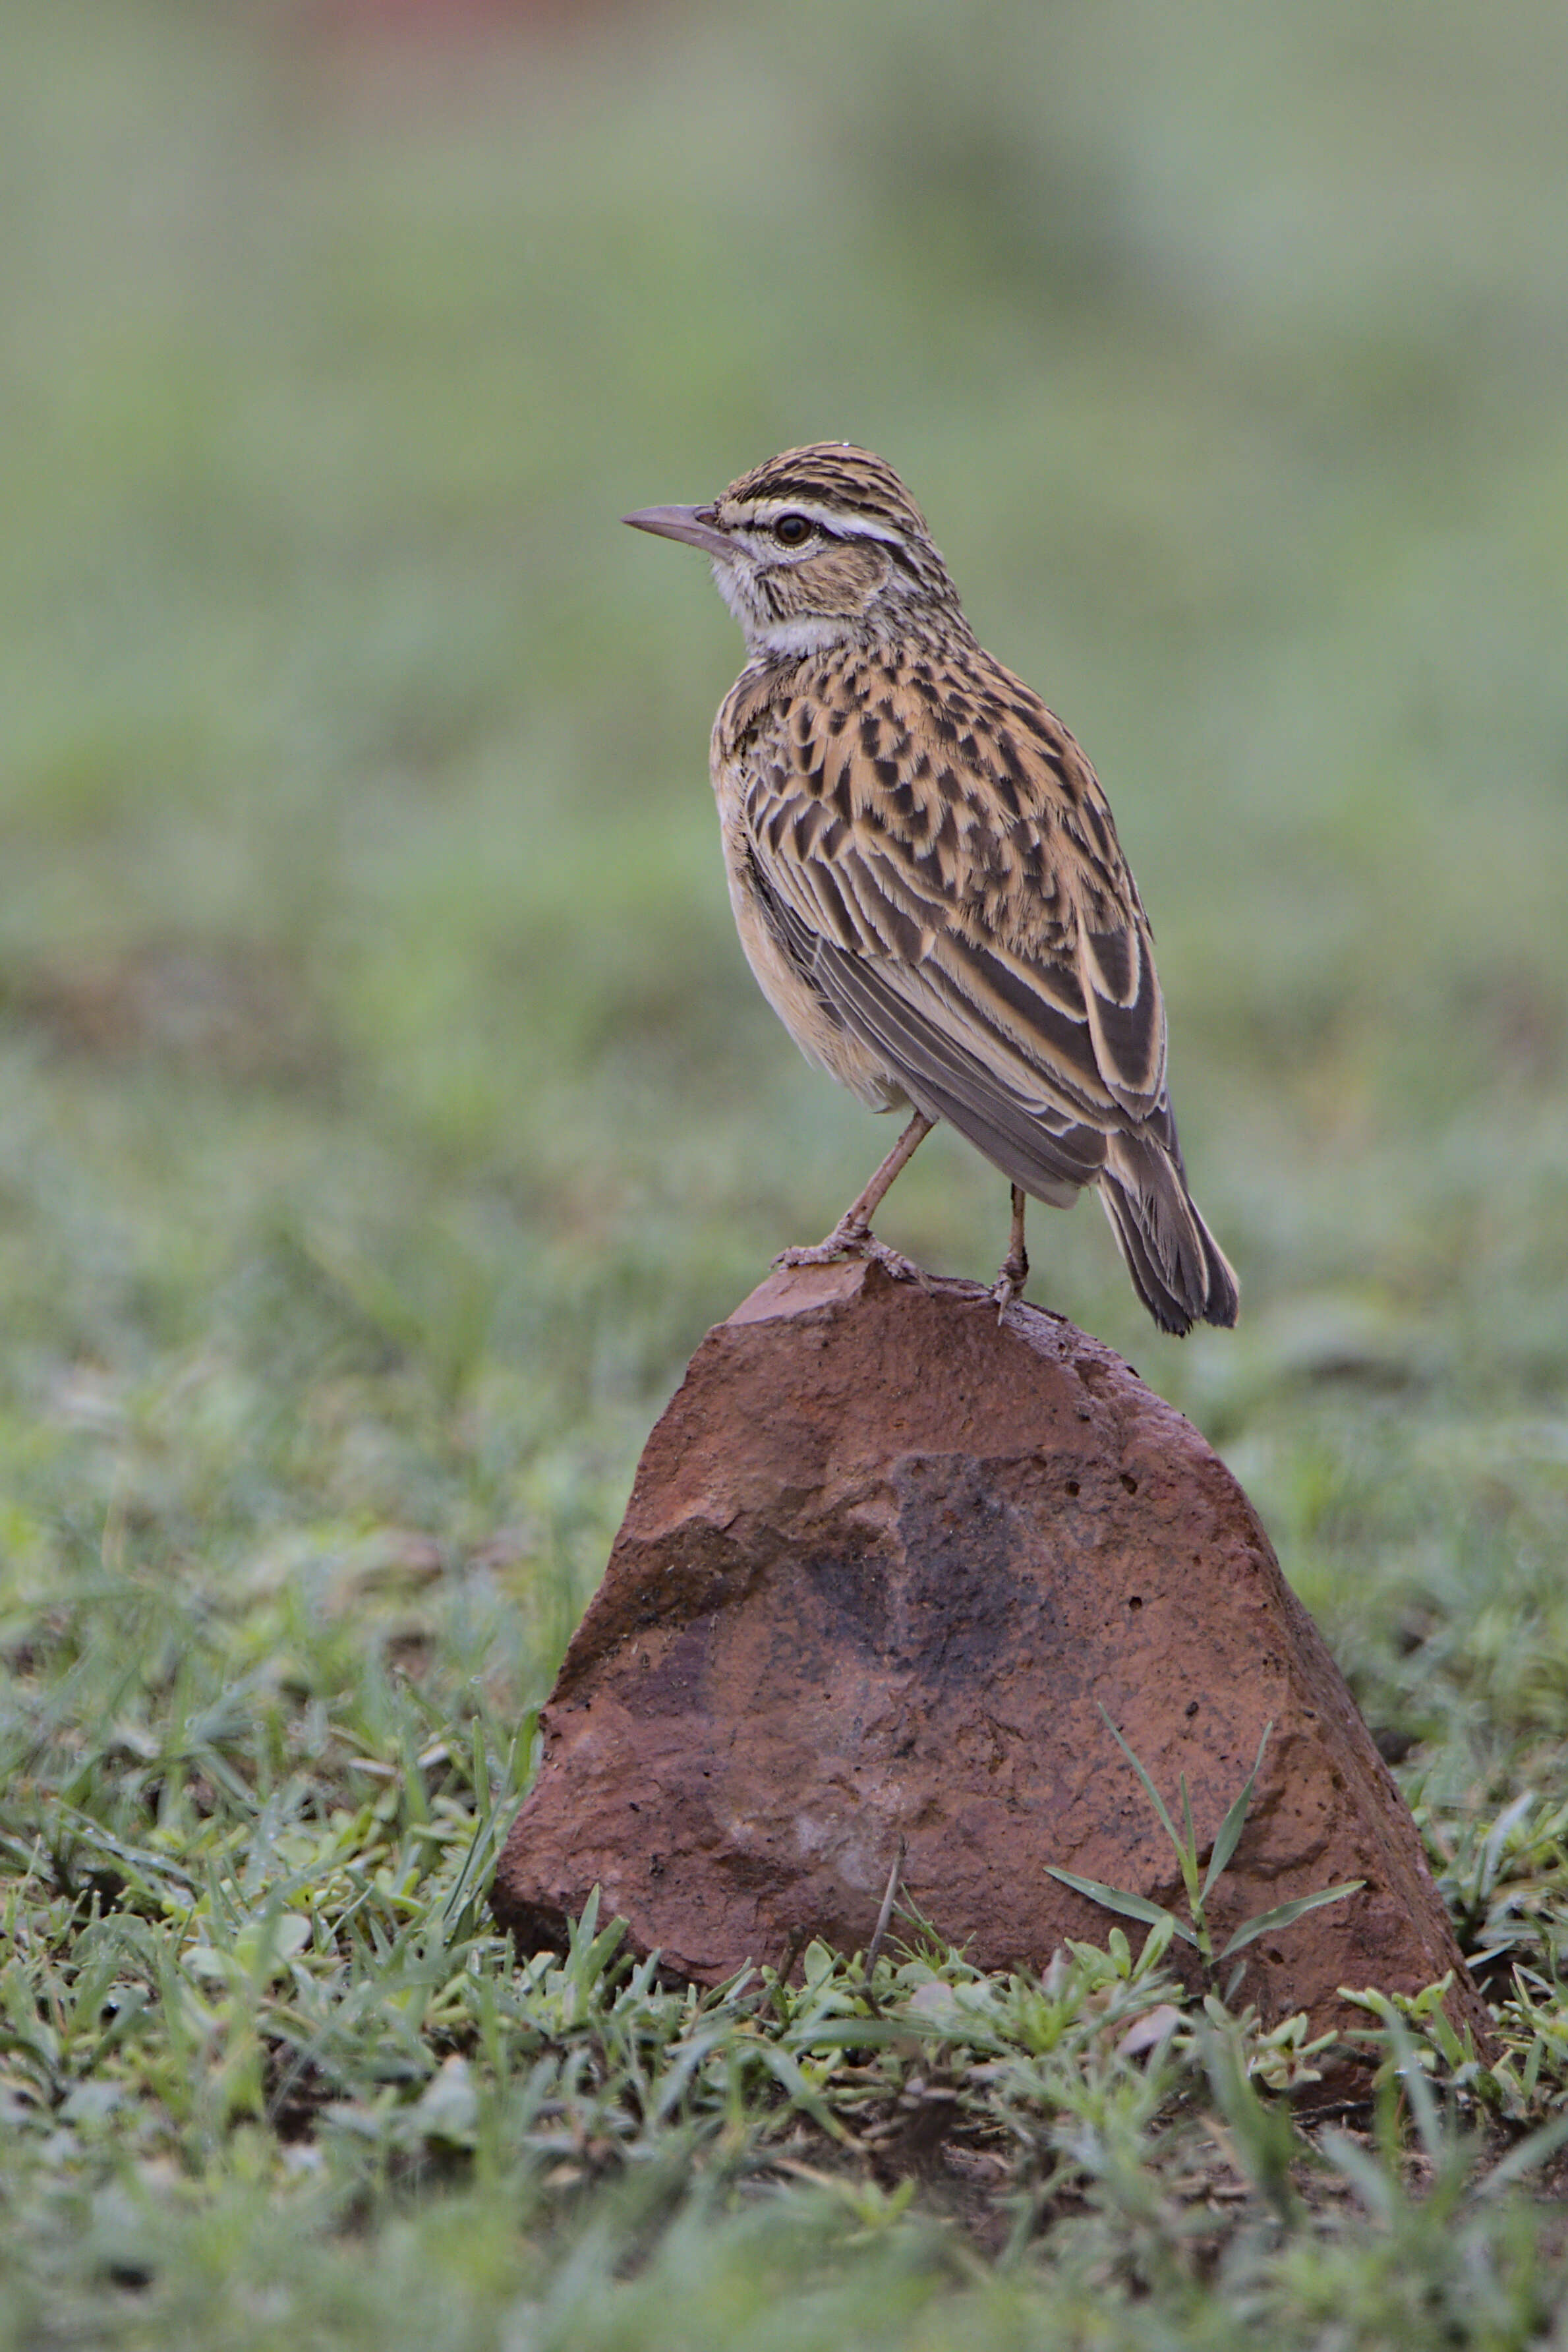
[{"left": 1047, "top": 1710, "right": 1363, "bottom": 1997}]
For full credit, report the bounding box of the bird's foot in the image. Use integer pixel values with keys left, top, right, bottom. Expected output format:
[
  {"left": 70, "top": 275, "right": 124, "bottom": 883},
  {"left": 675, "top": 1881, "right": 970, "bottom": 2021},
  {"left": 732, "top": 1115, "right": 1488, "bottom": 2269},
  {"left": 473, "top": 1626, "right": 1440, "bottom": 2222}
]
[
  {"left": 774, "top": 1220, "right": 927, "bottom": 1287},
  {"left": 990, "top": 1249, "right": 1029, "bottom": 1319}
]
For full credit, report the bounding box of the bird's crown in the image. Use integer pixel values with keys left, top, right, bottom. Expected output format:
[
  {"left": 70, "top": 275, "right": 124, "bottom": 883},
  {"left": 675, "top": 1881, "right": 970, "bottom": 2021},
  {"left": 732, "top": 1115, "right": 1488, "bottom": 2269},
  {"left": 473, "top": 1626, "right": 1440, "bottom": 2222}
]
[{"left": 714, "top": 443, "right": 934, "bottom": 544}]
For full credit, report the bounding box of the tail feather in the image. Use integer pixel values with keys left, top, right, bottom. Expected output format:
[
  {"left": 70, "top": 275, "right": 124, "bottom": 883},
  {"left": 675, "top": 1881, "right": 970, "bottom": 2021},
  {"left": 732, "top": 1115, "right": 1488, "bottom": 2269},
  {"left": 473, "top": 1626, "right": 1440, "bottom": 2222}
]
[{"left": 1097, "top": 1134, "right": 1238, "bottom": 1337}]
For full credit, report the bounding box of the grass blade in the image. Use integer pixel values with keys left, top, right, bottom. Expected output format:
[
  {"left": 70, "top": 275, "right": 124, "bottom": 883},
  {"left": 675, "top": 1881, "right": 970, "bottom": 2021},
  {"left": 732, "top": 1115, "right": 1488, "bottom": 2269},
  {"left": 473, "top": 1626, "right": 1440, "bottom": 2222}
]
[
  {"left": 1200, "top": 1722, "right": 1272, "bottom": 1902},
  {"left": 1045, "top": 1865, "right": 1198, "bottom": 1947},
  {"left": 1096, "top": 1707, "right": 1184, "bottom": 1861},
  {"left": 1383, "top": 2013, "right": 1444, "bottom": 2163},
  {"left": 1318, "top": 2128, "right": 1396, "bottom": 2221},
  {"left": 1219, "top": 1881, "right": 1364, "bottom": 1959},
  {"left": 1479, "top": 2112, "right": 1568, "bottom": 2197}
]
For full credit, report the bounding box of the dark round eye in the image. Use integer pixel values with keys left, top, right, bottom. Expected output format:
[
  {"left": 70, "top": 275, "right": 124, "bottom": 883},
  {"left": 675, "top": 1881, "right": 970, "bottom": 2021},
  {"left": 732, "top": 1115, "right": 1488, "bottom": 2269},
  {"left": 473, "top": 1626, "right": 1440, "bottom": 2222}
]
[{"left": 772, "top": 513, "right": 814, "bottom": 546}]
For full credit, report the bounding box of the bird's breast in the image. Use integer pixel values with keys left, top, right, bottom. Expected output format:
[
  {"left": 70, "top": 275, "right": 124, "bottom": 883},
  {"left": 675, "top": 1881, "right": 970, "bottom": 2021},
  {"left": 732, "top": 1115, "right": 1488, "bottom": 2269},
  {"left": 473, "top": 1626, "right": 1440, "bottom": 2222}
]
[{"left": 709, "top": 738, "right": 907, "bottom": 1115}]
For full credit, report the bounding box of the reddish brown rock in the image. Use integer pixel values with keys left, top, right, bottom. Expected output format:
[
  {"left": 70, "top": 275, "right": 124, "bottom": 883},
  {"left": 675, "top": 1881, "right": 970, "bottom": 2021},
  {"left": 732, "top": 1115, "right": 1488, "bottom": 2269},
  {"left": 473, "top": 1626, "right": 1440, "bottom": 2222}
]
[{"left": 494, "top": 1260, "right": 1486, "bottom": 2051}]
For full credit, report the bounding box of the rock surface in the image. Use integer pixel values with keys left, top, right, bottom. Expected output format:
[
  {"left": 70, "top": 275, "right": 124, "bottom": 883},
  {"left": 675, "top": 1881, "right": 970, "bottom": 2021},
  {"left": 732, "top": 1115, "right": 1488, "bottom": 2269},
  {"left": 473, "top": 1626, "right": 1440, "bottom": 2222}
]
[{"left": 494, "top": 1260, "right": 1486, "bottom": 2051}]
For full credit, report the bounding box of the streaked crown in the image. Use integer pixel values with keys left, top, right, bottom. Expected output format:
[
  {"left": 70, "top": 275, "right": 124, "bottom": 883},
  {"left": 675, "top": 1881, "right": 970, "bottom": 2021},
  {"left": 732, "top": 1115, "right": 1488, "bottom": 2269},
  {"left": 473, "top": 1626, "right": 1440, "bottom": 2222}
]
[{"left": 716, "top": 444, "right": 935, "bottom": 543}]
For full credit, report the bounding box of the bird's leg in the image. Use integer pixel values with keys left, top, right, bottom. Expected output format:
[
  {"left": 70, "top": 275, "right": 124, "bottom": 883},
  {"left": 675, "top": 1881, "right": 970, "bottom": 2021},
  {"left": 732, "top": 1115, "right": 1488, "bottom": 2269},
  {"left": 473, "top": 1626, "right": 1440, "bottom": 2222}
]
[
  {"left": 991, "top": 1185, "right": 1029, "bottom": 1314},
  {"left": 774, "top": 1111, "right": 935, "bottom": 1283}
]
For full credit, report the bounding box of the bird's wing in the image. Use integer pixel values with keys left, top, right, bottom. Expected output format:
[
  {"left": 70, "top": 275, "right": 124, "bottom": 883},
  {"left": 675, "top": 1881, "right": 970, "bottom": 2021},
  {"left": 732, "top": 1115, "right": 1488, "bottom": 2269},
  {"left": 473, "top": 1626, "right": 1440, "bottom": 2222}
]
[{"left": 738, "top": 649, "right": 1173, "bottom": 1202}]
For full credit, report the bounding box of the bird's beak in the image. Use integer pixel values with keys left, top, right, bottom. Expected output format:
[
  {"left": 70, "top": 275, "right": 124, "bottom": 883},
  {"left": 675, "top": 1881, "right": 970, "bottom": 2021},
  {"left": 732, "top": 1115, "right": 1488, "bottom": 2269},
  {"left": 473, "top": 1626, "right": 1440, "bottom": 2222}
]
[{"left": 623, "top": 504, "right": 732, "bottom": 560}]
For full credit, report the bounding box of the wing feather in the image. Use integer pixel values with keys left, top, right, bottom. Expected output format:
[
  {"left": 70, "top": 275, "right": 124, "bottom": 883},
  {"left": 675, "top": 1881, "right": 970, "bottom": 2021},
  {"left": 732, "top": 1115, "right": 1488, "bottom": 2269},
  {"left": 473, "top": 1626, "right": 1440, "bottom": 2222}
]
[
  {"left": 756, "top": 870, "right": 1102, "bottom": 1204},
  {"left": 737, "top": 651, "right": 1174, "bottom": 1198}
]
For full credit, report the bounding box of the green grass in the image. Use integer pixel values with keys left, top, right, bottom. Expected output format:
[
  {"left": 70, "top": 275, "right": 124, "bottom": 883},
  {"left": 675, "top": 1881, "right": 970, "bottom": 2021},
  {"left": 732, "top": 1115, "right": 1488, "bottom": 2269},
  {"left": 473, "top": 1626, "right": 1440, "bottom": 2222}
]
[{"left": 4, "top": 0, "right": 1568, "bottom": 2340}]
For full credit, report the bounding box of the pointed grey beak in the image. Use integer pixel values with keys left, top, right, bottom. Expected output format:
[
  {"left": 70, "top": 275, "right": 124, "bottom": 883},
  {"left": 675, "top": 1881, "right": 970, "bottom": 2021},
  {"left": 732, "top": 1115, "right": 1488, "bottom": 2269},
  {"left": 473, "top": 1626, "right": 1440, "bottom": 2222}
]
[{"left": 623, "top": 504, "right": 731, "bottom": 560}]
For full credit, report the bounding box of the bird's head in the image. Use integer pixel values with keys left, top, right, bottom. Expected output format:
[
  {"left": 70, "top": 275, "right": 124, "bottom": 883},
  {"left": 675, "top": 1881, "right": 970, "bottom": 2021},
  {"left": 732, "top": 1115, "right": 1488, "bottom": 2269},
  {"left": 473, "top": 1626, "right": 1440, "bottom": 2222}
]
[{"left": 625, "top": 442, "right": 970, "bottom": 661}]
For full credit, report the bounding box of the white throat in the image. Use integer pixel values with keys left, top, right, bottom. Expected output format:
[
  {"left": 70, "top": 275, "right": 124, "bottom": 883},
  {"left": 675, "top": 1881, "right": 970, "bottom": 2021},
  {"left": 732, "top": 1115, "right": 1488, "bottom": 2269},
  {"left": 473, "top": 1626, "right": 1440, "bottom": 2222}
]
[
  {"left": 748, "top": 614, "right": 848, "bottom": 659},
  {"left": 711, "top": 562, "right": 852, "bottom": 660}
]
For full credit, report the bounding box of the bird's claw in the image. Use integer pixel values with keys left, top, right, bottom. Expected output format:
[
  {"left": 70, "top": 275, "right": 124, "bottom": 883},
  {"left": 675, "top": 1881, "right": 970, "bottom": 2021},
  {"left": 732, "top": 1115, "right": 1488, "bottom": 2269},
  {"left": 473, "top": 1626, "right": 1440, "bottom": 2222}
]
[
  {"left": 774, "top": 1226, "right": 927, "bottom": 1287},
  {"left": 990, "top": 1252, "right": 1029, "bottom": 1320}
]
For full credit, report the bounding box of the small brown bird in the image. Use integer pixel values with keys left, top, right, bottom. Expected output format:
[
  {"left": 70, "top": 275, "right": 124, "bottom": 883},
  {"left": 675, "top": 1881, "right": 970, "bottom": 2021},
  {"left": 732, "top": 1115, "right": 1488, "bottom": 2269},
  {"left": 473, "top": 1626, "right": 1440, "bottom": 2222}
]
[{"left": 625, "top": 444, "right": 1238, "bottom": 1336}]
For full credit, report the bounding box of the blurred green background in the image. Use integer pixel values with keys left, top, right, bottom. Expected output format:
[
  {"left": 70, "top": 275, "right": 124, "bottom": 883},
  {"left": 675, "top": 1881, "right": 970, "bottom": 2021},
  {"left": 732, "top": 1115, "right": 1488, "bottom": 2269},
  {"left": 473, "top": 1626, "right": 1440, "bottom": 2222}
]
[
  {"left": 5, "top": 1, "right": 1568, "bottom": 2334},
  {"left": 3, "top": 0, "right": 1567, "bottom": 1744}
]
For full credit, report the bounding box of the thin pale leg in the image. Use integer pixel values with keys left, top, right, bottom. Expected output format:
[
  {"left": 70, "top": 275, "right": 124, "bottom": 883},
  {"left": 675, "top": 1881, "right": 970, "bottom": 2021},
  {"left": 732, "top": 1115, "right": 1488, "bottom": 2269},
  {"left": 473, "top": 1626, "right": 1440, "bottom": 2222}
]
[
  {"left": 991, "top": 1184, "right": 1029, "bottom": 1313},
  {"left": 774, "top": 1111, "right": 935, "bottom": 1283}
]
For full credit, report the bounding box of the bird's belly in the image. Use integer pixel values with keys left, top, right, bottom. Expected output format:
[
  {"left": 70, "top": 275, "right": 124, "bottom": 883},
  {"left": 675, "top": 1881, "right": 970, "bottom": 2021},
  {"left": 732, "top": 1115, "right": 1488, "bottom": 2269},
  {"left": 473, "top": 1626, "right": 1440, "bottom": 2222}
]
[{"left": 723, "top": 858, "right": 907, "bottom": 1114}]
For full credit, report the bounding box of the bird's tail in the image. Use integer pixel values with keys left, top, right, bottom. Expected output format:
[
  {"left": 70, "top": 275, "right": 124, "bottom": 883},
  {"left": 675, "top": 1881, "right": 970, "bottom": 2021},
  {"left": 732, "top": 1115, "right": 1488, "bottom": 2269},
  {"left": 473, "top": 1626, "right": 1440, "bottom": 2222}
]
[{"left": 1097, "top": 1132, "right": 1239, "bottom": 1337}]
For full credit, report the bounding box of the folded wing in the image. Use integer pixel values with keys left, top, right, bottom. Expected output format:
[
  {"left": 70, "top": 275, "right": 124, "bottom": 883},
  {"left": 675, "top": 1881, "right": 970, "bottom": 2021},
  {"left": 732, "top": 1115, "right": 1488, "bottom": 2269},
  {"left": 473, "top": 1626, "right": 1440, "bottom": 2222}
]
[{"left": 740, "top": 662, "right": 1171, "bottom": 1200}]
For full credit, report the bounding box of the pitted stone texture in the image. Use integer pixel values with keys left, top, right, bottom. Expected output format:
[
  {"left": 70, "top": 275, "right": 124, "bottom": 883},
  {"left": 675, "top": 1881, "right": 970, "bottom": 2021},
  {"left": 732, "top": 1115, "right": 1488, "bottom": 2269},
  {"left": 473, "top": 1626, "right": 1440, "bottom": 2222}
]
[{"left": 494, "top": 1260, "right": 1484, "bottom": 2051}]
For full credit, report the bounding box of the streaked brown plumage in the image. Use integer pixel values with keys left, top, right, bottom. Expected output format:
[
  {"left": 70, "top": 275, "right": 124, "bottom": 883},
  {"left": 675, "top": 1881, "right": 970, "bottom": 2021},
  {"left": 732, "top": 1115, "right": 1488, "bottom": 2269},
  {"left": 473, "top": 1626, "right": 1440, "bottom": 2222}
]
[{"left": 625, "top": 443, "right": 1238, "bottom": 1336}]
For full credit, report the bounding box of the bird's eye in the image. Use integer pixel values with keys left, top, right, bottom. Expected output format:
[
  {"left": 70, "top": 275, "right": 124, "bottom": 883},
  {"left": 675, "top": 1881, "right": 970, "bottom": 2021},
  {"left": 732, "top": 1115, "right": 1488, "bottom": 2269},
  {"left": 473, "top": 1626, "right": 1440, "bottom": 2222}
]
[{"left": 772, "top": 514, "right": 814, "bottom": 546}]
